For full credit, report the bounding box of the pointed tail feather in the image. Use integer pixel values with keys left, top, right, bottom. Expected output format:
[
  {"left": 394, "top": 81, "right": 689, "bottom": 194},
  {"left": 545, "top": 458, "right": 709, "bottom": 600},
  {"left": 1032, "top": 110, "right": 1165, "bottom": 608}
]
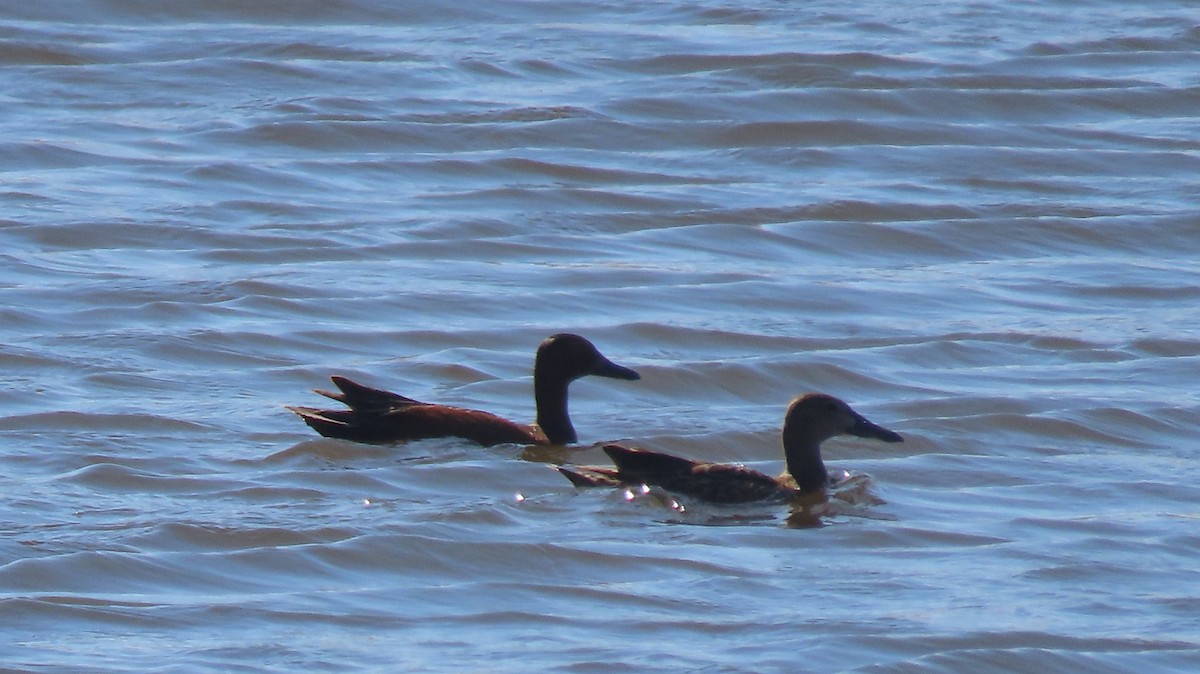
[
  {"left": 557, "top": 465, "right": 623, "bottom": 488},
  {"left": 286, "top": 406, "right": 356, "bottom": 436},
  {"left": 319, "top": 376, "right": 421, "bottom": 411}
]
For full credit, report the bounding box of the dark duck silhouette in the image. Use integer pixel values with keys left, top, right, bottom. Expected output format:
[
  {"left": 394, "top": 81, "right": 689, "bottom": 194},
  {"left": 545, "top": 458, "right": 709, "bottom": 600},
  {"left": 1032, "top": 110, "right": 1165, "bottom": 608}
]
[
  {"left": 288, "top": 333, "right": 640, "bottom": 446},
  {"left": 558, "top": 393, "right": 902, "bottom": 503}
]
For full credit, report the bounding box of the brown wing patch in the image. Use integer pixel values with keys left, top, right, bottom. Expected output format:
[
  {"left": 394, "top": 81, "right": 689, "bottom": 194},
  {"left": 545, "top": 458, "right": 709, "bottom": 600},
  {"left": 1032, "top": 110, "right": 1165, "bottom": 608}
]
[
  {"left": 673, "top": 463, "right": 787, "bottom": 504},
  {"left": 287, "top": 400, "right": 542, "bottom": 446},
  {"left": 393, "top": 405, "right": 544, "bottom": 446},
  {"left": 599, "top": 444, "right": 787, "bottom": 504}
]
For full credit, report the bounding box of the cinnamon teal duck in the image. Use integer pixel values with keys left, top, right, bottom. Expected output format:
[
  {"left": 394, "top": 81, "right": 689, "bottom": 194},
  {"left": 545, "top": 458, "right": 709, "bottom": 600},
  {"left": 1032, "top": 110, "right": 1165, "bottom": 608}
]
[
  {"left": 288, "top": 333, "right": 640, "bottom": 446},
  {"left": 558, "top": 393, "right": 902, "bottom": 503}
]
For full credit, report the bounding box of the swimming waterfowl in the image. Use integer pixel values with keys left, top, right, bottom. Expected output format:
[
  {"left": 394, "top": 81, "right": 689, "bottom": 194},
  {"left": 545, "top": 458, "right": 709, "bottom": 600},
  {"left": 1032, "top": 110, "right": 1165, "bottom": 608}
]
[
  {"left": 558, "top": 393, "right": 902, "bottom": 503},
  {"left": 288, "top": 333, "right": 640, "bottom": 446}
]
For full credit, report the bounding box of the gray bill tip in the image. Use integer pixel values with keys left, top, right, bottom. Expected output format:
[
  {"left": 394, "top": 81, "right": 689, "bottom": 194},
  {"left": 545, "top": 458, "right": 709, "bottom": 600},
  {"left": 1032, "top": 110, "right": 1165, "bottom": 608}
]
[
  {"left": 851, "top": 416, "right": 903, "bottom": 443},
  {"left": 595, "top": 359, "right": 640, "bottom": 380}
]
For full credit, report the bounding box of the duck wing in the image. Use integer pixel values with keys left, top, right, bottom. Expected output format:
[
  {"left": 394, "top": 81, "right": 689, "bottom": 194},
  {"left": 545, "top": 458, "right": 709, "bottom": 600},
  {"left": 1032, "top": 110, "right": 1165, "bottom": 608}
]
[
  {"left": 289, "top": 376, "right": 545, "bottom": 446},
  {"left": 602, "top": 444, "right": 785, "bottom": 504},
  {"left": 288, "top": 402, "right": 544, "bottom": 446}
]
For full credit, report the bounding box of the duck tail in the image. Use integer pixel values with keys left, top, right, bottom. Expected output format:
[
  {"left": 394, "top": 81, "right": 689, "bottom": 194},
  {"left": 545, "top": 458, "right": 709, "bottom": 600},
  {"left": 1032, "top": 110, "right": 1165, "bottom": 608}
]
[
  {"left": 317, "top": 375, "right": 420, "bottom": 411},
  {"left": 285, "top": 406, "right": 357, "bottom": 438},
  {"left": 557, "top": 465, "right": 623, "bottom": 488}
]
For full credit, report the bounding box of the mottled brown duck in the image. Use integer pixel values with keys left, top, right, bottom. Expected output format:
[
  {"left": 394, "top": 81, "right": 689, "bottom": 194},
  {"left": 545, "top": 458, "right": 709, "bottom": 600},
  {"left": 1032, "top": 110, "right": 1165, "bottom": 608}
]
[{"left": 558, "top": 393, "right": 902, "bottom": 503}]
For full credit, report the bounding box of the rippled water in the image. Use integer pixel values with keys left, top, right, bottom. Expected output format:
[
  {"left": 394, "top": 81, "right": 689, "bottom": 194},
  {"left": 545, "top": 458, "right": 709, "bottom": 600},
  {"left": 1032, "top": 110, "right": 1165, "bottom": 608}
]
[{"left": 3, "top": 1, "right": 1200, "bottom": 671}]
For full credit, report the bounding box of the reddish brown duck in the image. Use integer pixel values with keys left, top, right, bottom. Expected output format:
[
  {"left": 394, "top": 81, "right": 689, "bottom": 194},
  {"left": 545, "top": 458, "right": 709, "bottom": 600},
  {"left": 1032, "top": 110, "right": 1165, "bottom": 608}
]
[
  {"left": 558, "top": 393, "right": 902, "bottom": 503},
  {"left": 288, "top": 333, "right": 640, "bottom": 446}
]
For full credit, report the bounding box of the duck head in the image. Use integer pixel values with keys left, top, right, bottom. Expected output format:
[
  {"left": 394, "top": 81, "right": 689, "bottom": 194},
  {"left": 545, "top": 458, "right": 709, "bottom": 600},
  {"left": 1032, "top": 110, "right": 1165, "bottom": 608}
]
[
  {"left": 784, "top": 393, "right": 903, "bottom": 445},
  {"left": 781, "top": 393, "right": 902, "bottom": 492},
  {"left": 534, "top": 333, "right": 640, "bottom": 384},
  {"left": 533, "top": 333, "right": 640, "bottom": 444}
]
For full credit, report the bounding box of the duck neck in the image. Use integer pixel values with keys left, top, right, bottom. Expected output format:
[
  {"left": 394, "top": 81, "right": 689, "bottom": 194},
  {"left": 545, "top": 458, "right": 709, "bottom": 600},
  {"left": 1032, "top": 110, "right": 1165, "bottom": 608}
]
[
  {"left": 534, "top": 374, "right": 576, "bottom": 444},
  {"left": 783, "top": 440, "right": 829, "bottom": 493}
]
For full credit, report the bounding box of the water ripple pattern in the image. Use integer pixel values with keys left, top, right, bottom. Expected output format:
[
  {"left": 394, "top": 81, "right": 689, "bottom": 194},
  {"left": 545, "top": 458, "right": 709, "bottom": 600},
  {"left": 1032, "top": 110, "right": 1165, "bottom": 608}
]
[{"left": 2, "top": 1, "right": 1199, "bottom": 672}]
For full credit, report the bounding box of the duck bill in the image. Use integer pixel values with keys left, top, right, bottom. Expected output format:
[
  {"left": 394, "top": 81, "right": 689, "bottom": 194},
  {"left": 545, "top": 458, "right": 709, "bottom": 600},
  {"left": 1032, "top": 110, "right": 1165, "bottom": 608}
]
[
  {"left": 849, "top": 414, "right": 903, "bottom": 443},
  {"left": 592, "top": 357, "right": 641, "bottom": 381}
]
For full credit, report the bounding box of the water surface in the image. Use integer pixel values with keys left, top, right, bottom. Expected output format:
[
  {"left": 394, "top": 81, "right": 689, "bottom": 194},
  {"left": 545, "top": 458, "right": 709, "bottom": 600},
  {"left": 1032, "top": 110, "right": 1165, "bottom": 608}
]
[{"left": 2, "top": 1, "right": 1199, "bottom": 671}]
